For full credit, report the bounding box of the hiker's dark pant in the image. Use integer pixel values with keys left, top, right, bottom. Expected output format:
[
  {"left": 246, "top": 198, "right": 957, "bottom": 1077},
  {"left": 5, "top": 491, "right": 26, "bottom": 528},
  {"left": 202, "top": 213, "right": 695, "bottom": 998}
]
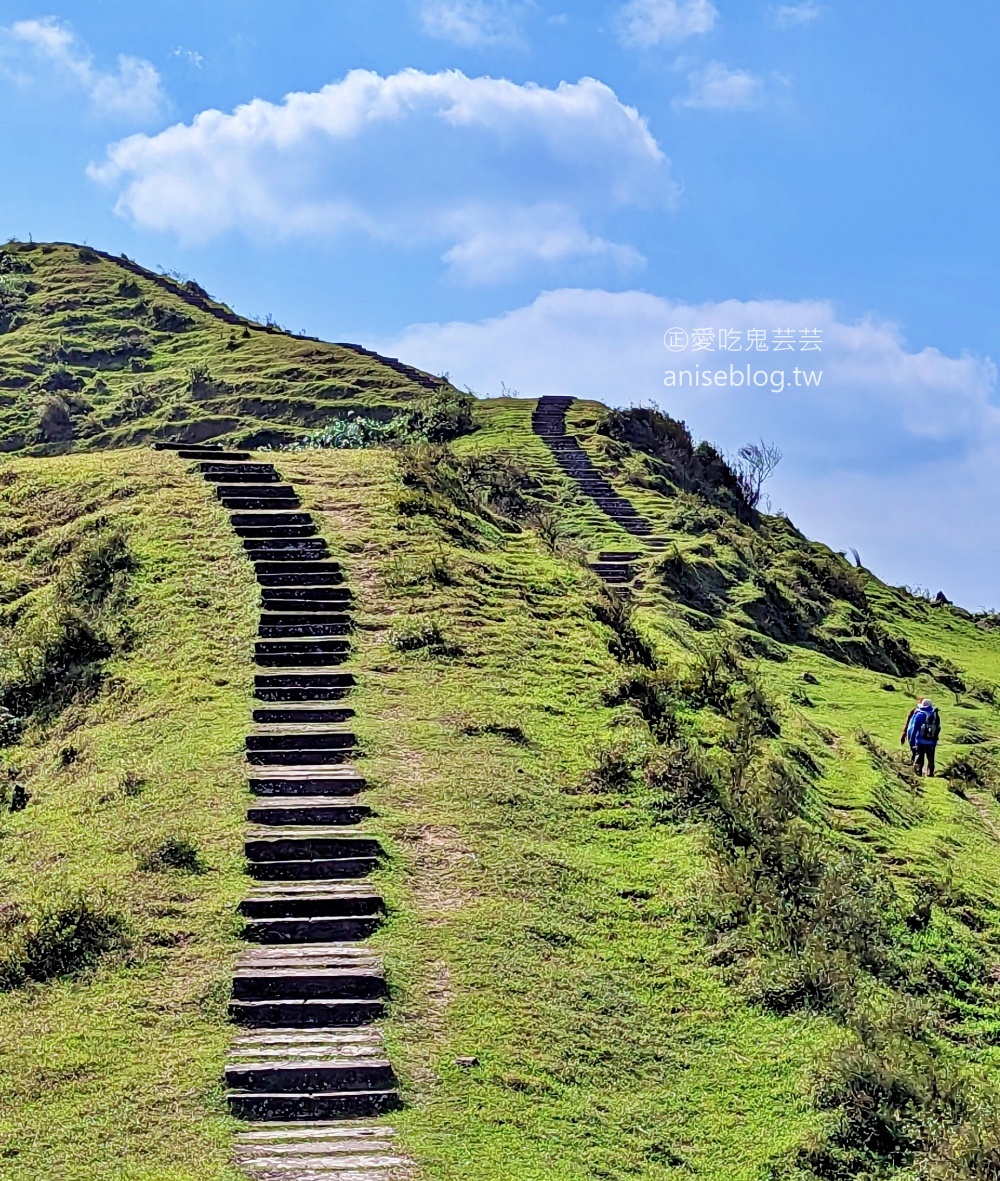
[{"left": 912, "top": 744, "right": 936, "bottom": 777}]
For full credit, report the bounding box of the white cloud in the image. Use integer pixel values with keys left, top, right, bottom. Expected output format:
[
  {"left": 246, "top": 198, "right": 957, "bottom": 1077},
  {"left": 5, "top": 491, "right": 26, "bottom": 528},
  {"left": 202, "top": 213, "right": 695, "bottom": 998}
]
[
  {"left": 91, "top": 68, "right": 673, "bottom": 282},
  {"left": 616, "top": 0, "right": 717, "bottom": 49},
  {"left": 441, "top": 204, "right": 644, "bottom": 282},
  {"left": 172, "top": 46, "right": 205, "bottom": 68},
  {"left": 1, "top": 16, "right": 165, "bottom": 120},
  {"left": 676, "top": 61, "right": 765, "bottom": 110},
  {"left": 420, "top": 0, "right": 527, "bottom": 46},
  {"left": 772, "top": 3, "right": 822, "bottom": 29},
  {"left": 382, "top": 288, "right": 1000, "bottom": 607}
]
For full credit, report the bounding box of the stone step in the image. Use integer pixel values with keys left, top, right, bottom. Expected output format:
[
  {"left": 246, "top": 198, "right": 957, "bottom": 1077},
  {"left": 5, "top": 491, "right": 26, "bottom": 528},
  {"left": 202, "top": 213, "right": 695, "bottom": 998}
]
[
  {"left": 247, "top": 795, "right": 371, "bottom": 827},
  {"left": 249, "top": 767, "right": 367, "bottom": 797},
  {"left": 197, "top": 462, "right": 278, "bottom": 476},
  {"left": 248, "top": 547, "right": 332, "bottom": 564},
  {"left": 236, "top": 524, "right": 319, "bottom": 539},
  {"left": 240, "top": 883, "right": 383, "bottom": 919},
  {"left": 224, "top": 497, "right": 302, "bottom": 511},
  {"left": 245, "top": 827, "right": 381, "bottom": 864},
  {"left": 252, "top": 704, "right": 355, "bottom": 725},
  {"left": 261, "top": 600, "right": 353, "bottom": 616},
  {"left": 230, "top": 997, "right": 385, "bottom": 1027},
  {"left": 257, "top": 654, "right": 351, "bottom": 672},
  {"left": 154, "top": 441, "right": 238, "bottom": 452},
  {"left": 259, "top": 625, "right": 352, "bottom": 641},
  {"left": 598, "top": 551, "right": 643, "bottom": 561},
  {"left": 262, "top": 587, "right": 353, "bottom": 605},
  {"left": 255, "top": 684, "right": 354, "bottom": 702},
  {"left": 256, "top": 655, "right": 351, "bottom": 671},
  {"left": 245, "top": 538, "right": 329, "bottom": 554},
  {"left": 170, "top": 448, "right": 251, "bottom": 460},
  {"left": 243, "top": 913, "right": 383, "bottom": 944},
  {"left": 218, "top": 484, "right": 297, "bottom": 500},
  {"left": 204, "top": 471, "right": 281, "bottom": 484},
  {"left": 229, "top": 1028, "right": 386, "bottom": 1055},
  {"left": 235, "top": 1122, "right": 406, "bottom": 1179},
  {"left": 256, "top": 569, "right": 345, "bottom": 588},
  {"left": 232, "top": 511, "right": 315, "bottom": 528},
  {"left": 227, "top": 1058, "right": 395, "bottom": 1095},
  {"left": 256, "top": 639, "right": 350, "bottom": 656},
  {"left": 255, "top": 670, "right": 355, "bottom": 694},
  {"left": 247, "top": 729, "right": 358, "bottom": 751},
  {"left": 248, "top": 855, "right": 378, "bottom": 881},
  {"left": 227, "top": 1089, "right": 400, "bottom": 1122},
  {"left": 247, "top": 748, "right": 357, "bottom": 767},
  {"left": 261, "top": 611, "right": 351, "bottom": 628},
  {"left": 590, "top": 562, "right": 634, "bottom": 575},
  {"left": 233, "top": 945, "right": 385, "bottom": 999}
]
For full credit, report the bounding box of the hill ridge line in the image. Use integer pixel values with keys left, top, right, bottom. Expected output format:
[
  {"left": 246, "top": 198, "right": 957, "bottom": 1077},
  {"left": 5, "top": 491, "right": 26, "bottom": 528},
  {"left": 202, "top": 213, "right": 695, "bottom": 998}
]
[{"left": 20, "top": 240, "right": 444, "bottom": 392}]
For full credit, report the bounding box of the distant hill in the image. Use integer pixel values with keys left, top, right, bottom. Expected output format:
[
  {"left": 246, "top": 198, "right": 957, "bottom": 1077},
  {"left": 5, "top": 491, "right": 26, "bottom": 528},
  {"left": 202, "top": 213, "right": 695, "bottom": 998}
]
[{"left": 0, "top": 240, "right": 448, "bottom": 454}]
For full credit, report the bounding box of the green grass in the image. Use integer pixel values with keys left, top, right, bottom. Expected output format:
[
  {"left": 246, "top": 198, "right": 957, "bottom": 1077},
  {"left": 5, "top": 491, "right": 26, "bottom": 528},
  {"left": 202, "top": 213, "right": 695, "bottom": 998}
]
[
  {"left": 0, "top": 449, "right": 256, "bottom": 1180},
  {"left": 2, "top": 252, "right": 1000, "bottom": 1177},
  {"left": 0, "top": 241, "right": 445, "bottom": 455}
]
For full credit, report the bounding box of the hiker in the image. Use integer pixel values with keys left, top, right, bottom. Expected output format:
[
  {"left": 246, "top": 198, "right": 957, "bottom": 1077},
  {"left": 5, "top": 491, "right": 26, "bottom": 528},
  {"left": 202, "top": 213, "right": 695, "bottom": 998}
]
[{"left": 900, "top": 697, "right": 941, "bottom": 776}]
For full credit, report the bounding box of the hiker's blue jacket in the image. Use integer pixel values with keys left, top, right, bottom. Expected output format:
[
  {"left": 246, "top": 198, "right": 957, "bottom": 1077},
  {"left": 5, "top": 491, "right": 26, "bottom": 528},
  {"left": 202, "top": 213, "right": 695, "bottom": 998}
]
[{"left": 907, "top": 707, "right": 936, "bottom": 746}]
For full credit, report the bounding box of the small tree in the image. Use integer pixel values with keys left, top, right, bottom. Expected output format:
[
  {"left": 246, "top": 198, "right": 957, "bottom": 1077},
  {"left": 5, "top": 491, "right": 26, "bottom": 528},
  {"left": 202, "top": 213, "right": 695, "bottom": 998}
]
[{"left": 730, "top": 438, "right": 782, "bottom": 508}]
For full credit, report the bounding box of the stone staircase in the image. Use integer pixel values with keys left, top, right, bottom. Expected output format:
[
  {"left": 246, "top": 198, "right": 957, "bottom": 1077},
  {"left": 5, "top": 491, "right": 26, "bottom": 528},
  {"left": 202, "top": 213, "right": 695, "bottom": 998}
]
[
  {"left": 531, "top": 396, "right": 668, "bottom": 588},
  {"left": 154, "top": 442, "right": 409, "bottom": 1180}
]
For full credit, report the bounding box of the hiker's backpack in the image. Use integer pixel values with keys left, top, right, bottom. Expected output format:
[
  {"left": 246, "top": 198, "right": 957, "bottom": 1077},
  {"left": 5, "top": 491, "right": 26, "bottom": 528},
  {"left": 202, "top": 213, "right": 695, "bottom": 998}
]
[{"left": 919, "top": 709, "right": 941, "bottom": 744}]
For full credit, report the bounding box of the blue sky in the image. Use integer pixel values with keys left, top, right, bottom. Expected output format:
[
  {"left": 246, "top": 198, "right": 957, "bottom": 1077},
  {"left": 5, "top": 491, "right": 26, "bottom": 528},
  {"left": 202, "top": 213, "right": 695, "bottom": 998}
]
[{"left": 2, "top": 1, "right": 999, "bottom": 606}]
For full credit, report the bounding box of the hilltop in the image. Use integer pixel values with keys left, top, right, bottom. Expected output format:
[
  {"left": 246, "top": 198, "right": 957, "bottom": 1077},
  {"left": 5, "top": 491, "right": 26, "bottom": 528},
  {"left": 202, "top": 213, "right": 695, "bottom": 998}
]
[
  {"left": 0, "top": 240, "right": 446, "bottom": 455},
  {"left": 1, "top": 246, "right": 1000, "bottom": 1180}
]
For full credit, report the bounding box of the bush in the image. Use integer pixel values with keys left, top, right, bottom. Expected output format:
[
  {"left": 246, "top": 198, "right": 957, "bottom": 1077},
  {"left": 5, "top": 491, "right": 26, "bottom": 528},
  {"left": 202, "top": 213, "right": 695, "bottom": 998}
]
[
  {"left": 604, "top": 667, "right": 683, "bottom": 739},
  {"left": 800, "top": 1003, "right": 978, "bottom": 1178},
  {"left": 461, "top": 722, "right": 529, "bottom": 745},
  {"left": 395, "top": 445, "right": 538, "bottom": 537},
  {"left": 287, "top": 412, "right": 405, "bottom": 450},
  {"left": 388, "top": 619, "right": 464, "bottom": 657},
  {"left": 646, "top": 738, "right": 718, "bottom": 821},
  {"left": 0, "top": 895, "right": 128, "bottom": 990},
  {"left": 0, "top": 525, "right": 135, "bottom": 730},
  {"left": 400, "top": 389, "right": 475, "bottom": 442},
  {"left": 138, "top": 837, "right": 207, "bottom": 874},
  {"left": 35, "top": 394, "right": 75, "bottom": 443},
  {"left": 590, "top": 589, "right": 656, "bottom": 668},
  {"left": 586, "top": 744, "right": 637, "bottom": 795},
  {"left": 597, "top": 406, "right": 753, "bottom": 518}
]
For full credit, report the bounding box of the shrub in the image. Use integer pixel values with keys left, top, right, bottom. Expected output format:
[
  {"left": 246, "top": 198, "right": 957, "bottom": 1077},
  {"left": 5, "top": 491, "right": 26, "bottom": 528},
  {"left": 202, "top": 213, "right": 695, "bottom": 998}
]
[
  {"left": 597, "top": 406, "right": 753, "bottom": 518},
  {"left": 646, "top": 738, "right": 718, "bottom": 821},
  {"left": 395, "top": 445, "right": 538, "bottom": 537},
  {"left": 148, "top": 304, "right": 194, "bottom": 332},
  {"left": 800, "top": 1003, "right": 979, "bottom": 1178},
  {"left": 35, "top": 394, "right": 75, "bottom": 443},
  {"left": 0, "top": 525, "right": 135, "bottom": 730},
  {"left": 461, "top": 722, "right": 529, "bottom": 745},
  {"left": 400, "top": 388, "right": 475, "bottom": 442},
  {"left": 0, "top": 895, "right": 128, "bottom": 990},
  {"left": 605, "top": 668, "right": 683, "bottom": 740},
  {"left": 138, "top": 837, "right": 206, "bottom": 874},
  {"left": 585, "top": 744, "right": 637, "bottom": 795},
  {"left": 590, "top": 589, "right": 656, "bottom": 668},
  {"left": 388, "top": 619, "right": 464, "bottom": 657},
  {"left": 286, "top": 412, "right": 404, "bottom": 450}
]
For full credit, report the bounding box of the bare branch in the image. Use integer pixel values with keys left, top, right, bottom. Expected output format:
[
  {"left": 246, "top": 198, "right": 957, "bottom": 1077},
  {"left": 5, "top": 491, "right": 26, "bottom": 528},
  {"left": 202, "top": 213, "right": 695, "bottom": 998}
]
[{"left": 728, "top": 438, "right": 782, "bottom": 508}]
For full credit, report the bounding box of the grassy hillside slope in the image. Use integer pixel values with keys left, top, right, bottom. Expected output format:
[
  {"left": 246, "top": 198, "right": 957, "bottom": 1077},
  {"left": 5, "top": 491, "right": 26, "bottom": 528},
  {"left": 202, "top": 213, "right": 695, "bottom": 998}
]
[
  {"left": 284, "top": 406, "right": 1000, "bottom": 1180},
  {"left": 2, "top": 251, "right": 1000, "bottom": 1179},
  {"left": 0, "top": 240, "right": 446, "bottom": 455},
  {"left": 0, "top": 449, "right": 256, "bottom": 1180},
  {"left": 2, "top": 421, "right": 1000, "bottom": 1177}
]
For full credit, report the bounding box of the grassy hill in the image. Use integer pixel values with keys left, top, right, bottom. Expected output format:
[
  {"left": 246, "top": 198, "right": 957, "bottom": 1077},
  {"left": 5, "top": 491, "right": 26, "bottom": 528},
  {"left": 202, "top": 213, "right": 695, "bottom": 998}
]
[
  {"left": 0, "top": 240, "right": 447, "bottom": 455},
  {"left": 2, "top": 248, "right": 1000, "bottom": 1180}
]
